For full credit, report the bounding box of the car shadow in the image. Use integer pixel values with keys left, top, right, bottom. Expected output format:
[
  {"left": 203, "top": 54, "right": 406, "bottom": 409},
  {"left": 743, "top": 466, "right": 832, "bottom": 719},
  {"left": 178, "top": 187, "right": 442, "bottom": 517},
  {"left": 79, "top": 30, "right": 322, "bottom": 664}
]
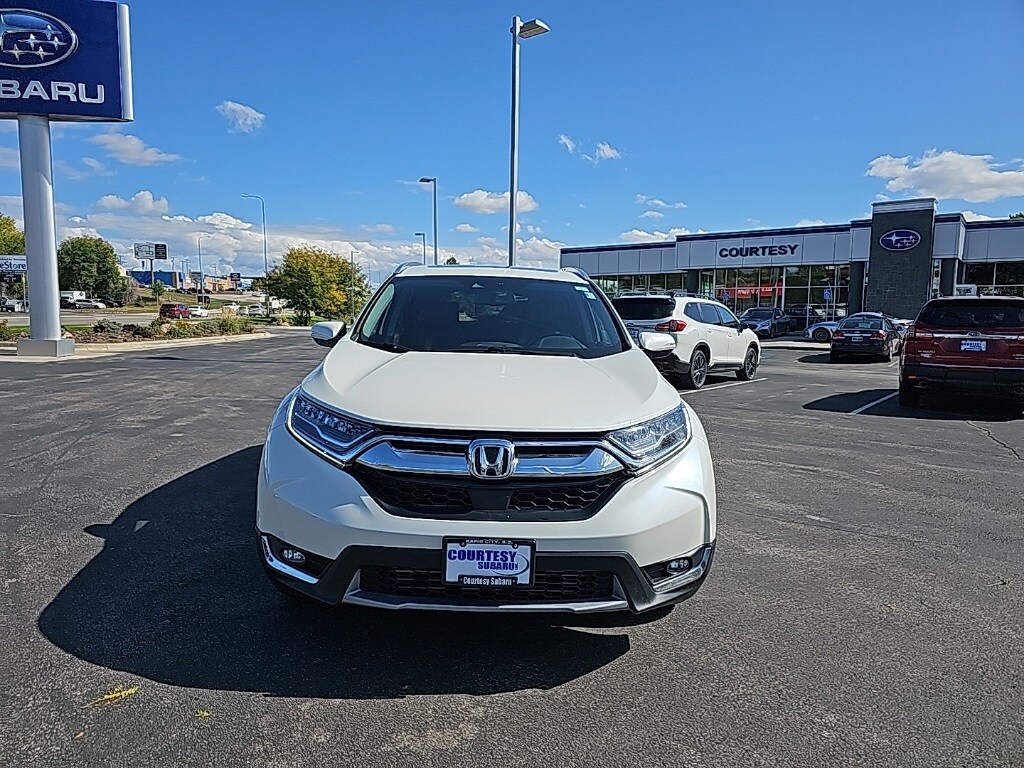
[
  {"left": 798, "top": 353, "right": 894, "bottom": 366},
  {"left": 37, "top": 448, "right": 631, "bottom": 700},
  {"left": 804, "top": 389, "right": 1022, "bottom": 421}
]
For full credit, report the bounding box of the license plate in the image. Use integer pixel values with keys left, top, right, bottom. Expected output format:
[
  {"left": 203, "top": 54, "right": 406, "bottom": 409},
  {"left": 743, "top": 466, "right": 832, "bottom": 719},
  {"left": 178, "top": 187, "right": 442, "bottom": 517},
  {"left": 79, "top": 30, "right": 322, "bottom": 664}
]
[
  {"left": 443, "top": 538, "right": 534, "bottom": 586},
  {"left": 848, "top": 335, "right": 864, "bottom": 341},
  {"left": 960, "top": 340, "right": 986, "bottom": 352}
]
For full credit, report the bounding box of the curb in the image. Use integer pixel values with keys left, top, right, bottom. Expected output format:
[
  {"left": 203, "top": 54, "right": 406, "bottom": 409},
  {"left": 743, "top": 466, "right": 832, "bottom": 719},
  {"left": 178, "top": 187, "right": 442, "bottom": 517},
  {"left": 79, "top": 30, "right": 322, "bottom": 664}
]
[{"left": 0, "top": 331, "right": 272, "bottom": 357}]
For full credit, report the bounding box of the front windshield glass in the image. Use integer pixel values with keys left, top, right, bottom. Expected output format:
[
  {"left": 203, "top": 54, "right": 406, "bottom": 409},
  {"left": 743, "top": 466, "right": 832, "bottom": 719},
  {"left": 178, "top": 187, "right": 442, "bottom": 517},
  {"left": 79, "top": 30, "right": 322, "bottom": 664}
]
[
  {"left": 356, "top": 275, "right": 628, "bottom": 358},
  {"left": 742, "top": 309, "right": 773, "bottom": 318}
]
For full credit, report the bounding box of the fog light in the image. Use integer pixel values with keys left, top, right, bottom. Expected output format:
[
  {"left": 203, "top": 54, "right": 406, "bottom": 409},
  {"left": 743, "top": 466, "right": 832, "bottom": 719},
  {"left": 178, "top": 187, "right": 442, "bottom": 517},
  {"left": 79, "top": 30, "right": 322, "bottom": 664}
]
[
  {"left": 667, "top": 558, "right": 691, "bottom": 573},
  {"left": 281, "top": 548, "right": 306, "bottom": 564}
]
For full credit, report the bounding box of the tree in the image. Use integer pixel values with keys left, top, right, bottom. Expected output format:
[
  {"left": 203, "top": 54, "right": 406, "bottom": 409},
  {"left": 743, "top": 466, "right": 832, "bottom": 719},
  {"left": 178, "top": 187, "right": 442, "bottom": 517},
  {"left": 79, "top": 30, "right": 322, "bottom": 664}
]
[
  {"left": 151, "top": 280, "right": 167, "bottom": 305},
  {"left": 1010, "top": 212, "right": 1024, "bottom": 220},
  {"left": 57, "top": 235, "right": 126, "bottom": 298},
  {"left": 265, "top": 245, "right": 371, "bottom": 325},
  {"left": 445, "top": 256, "right": 459, "bottom": 265},
  {"left": 0, "top": 213, "right": 25, "bottom": 255}
]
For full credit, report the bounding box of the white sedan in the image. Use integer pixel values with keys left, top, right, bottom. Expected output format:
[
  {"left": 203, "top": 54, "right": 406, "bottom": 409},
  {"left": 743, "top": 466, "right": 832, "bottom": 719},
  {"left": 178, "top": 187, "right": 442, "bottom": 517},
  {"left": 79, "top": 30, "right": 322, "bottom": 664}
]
[
  {"left": 188, "top": 305, "right": 210, "bottom": 318},
  {"left": 244, "top": 304, "right": 267, "bottom": 316},
  {"left": 74, "top": 299, "right": 106, "bottom": 309}
]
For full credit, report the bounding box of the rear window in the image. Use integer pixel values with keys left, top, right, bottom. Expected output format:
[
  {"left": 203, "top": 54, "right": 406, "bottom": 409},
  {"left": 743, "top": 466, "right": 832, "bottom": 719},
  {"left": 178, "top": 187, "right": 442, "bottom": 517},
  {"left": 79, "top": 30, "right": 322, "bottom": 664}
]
[
  {"left": 917, "top": 299, "right": 1024, "bottom": 329},
  {"left": 839, "top": 318, "right": 883, "bottom": 330},
  {"left": 611, "top": 297, "right": 674, "bottom": 321}
]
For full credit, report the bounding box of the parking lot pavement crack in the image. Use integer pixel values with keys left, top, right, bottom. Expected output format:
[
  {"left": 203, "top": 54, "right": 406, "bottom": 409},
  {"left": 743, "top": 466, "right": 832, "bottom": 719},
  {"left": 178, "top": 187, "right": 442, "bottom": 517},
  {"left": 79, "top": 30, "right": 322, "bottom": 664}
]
[{"left": 965, "top": 421, "right": 1024, "bottom": 464}]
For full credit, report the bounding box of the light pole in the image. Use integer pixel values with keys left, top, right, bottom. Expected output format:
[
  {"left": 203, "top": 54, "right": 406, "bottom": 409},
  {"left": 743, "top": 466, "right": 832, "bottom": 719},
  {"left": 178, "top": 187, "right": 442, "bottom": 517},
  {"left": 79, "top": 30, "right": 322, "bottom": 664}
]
[
  {"left": 414, "top": 231, "right": 427, "bottom": 264},
  {"left": 242, "top": 193, "right": 270, "bottom": 315},
  {"left": 350, "top": 249, "right": 362, "bottom": 319},
  {"left": 419, "top": 177, "right": 438, "bottom": 264},
  {"left": 507, "top": 16, "right": 550, "bottom": 267},
  {"left": 196, "top": 233, "right": 209, "bottom": 303}
]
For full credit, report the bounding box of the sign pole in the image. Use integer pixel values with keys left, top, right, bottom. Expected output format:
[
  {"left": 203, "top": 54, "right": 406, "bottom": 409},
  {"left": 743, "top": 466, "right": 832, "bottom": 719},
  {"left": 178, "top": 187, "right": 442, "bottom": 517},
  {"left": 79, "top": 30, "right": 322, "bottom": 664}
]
[{"left": 17, "top": 114, "right": 71, "bottom": 356}]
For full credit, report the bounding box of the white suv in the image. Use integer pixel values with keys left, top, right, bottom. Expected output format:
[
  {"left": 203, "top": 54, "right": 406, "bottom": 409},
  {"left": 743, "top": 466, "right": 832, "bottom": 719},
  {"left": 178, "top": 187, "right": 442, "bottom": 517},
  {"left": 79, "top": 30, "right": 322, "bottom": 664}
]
[
  {"left": 612, "top": 293, "right": 761, "bottom": 389},
  {"left": 257, "top": 264, "right": 717, "bottom": 616}
]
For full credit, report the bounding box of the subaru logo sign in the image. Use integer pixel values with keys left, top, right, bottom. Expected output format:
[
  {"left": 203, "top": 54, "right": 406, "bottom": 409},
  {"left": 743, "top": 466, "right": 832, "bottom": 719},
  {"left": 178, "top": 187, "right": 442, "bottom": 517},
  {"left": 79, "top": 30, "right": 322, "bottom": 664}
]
[
  {"left": 0, "top": 10, "right": 77, "bottom": 68},
  {"left": 880, "top": 229, "right": 921, "bottom": 252}
]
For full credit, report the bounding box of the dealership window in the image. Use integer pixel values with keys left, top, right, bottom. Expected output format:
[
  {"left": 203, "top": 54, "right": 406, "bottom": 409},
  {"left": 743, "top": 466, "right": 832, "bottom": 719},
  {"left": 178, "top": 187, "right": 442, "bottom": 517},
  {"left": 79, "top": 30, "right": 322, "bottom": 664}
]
[{"left": 962, "top": 262, "right": 1024, "bottom": 297}]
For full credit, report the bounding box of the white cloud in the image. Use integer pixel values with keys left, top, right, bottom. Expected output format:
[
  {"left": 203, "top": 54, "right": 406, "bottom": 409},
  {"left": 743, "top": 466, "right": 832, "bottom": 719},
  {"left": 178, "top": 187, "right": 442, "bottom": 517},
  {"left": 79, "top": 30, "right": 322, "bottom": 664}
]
[
  {"left": 795, "top": 218, "right": 827, "bottom": 227},
  {"left": 197, "top": 212, "right": 252, "bottom": 230},
  {"left": 595, "top": 142, "right": 621, "bottom": 160},
  {"left": 639, "top": 210, "right": 664, "bottom": 220},
  {"left": 453, "top": 189, "right": 538, "bottom": 215},
  {"left": 0, "top": 146, "right": 19, "bottom": 170},
  {"left": 618, "top": 227, "right": 693, "bottom": 243},
  {"left": 961, "top": 211, "right": 998, "bottom": 222},
  {"left": 455, "top": 223, "right": 479, "bottom": 233},
  {"left": 361, "top": 223, "right": 396, "bottom": 234},
  {"left": 866, "top": 150, "right": 1024, "bottom": 203},
  {"left": 215, "top": 100, "right": 266, "bottom": 134},
  {"left": 558, "top": 134, "right": 576, "bottom": 154},
  {"left": 635, "top": 194, "right": 687, "bottom": 209},
  {"left": 162, "top": 214, "right": 194, "bottom": 223},
  {"left": 526, "top": 224, "right": 542, "bottom": 234},
  {"left": 89, "top": 133, "right": 181, "bottom": 166},
  {"left": 96, "top": 190, "right": 170, "bottom": 215}
]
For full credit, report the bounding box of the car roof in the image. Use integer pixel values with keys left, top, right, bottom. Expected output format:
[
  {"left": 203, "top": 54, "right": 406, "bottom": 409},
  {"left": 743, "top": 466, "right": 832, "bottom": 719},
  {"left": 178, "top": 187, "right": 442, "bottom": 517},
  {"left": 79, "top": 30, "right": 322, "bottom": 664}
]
[{"left": 393, "top": 264, "right": 586, "bottom": 284}]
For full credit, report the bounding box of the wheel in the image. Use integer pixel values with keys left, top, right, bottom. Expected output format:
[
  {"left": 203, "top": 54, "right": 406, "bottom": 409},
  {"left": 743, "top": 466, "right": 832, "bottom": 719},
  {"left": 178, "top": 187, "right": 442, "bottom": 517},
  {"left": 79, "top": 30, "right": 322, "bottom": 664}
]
[
  {"left": 829, "top": 351, "right": 843, "bottom": 363},
  {"left": 682, "top": 348, "right": 709, "bottom": 389},
  {"left": 812, "top": 328, "right": 831, "bottom": 342},
  {"left": 737, "top": 346, "right": 759, "bottom": 380},
  {"left": 898, "top": 384, "right": 921, "bottom": 407}
]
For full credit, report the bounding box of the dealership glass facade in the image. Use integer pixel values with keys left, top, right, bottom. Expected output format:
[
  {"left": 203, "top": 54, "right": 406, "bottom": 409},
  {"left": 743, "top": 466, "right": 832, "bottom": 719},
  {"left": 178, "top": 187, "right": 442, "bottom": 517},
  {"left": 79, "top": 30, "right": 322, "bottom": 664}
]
[{"left": 962, "top": 262, "right": 1024, "bottom": 297}]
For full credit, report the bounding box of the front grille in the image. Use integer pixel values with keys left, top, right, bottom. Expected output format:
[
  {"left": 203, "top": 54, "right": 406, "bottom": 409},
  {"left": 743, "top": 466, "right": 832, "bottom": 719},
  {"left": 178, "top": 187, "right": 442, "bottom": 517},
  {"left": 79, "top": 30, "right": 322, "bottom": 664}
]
[
  {"left": 350, "top": 467, "right": 625, "bottom": 520},
  {"left": 360, "top": 566, "right": 615, "bottom": 603}
]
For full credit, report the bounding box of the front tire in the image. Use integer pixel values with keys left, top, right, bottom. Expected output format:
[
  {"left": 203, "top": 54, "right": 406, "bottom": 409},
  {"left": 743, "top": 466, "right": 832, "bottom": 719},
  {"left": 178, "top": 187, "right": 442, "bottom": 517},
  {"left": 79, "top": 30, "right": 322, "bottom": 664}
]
[
  {"left": 682, "top": 348, "right": 709, "bottom": 390},
  {"left": 812, "top": 328, "right": 831, "bottom": 342},
  {"left": 737, "top": 346, "right": 759, "bottom": 380}
]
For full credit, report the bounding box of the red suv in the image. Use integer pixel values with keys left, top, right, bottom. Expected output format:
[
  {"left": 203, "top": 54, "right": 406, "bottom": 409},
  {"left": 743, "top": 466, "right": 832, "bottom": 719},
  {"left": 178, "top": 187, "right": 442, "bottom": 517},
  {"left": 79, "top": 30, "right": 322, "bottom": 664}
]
[
  {"left": 159, "top": 303, "right": 191, "bottom": 319},
  {"left": 900, "top": 297, "right": 1024, "bottom": 408}
]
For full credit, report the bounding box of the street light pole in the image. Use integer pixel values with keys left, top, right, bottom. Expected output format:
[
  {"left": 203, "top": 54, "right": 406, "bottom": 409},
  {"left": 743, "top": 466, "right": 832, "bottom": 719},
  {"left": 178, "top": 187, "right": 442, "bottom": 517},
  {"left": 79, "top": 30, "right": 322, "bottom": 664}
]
[
  {"left": 350, "top": 249, "right": 362, "bottom": 319},
  {"left": 507, "top": 16, "right": 550, "bottom": 267},
  {"left": 414, "top": 231, "right": 426, "bottom": 264},
  {"left": 197, "top": 233, "right": 209, "bottom": 303},
  {"left": 242, "top": 193, "right": 270, "bottom": 316},
  {"left": 419, "top": 177, "right": 438, "bottom": 264}
]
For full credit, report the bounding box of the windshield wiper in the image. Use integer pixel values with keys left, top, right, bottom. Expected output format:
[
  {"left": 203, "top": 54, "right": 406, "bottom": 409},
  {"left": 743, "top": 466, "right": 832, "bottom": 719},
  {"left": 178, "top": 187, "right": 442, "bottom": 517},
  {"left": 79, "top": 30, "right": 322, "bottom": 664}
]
[{"left": 360, "top": 339, "right": 411, "bottom": 354}]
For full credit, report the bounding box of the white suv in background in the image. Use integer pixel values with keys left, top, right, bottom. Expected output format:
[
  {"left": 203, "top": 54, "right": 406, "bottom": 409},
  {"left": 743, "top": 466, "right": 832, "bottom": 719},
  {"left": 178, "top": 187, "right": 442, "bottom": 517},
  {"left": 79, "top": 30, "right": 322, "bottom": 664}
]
[
  {"left": 612, "top": 293, "right": 761, "bottom": 389},
  {"left": 258, "top": 264, "right": 717, "bottom": 617}
]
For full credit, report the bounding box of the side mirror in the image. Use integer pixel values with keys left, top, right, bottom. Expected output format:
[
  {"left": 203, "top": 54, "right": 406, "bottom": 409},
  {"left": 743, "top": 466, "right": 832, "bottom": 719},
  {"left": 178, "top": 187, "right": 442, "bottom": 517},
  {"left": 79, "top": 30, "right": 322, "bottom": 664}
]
[
  {"left": 311, "top": 321, "right": 347, "bottom": 348},
  {"left": 639, "top": 331, "right": 676, "bottom": 353}
]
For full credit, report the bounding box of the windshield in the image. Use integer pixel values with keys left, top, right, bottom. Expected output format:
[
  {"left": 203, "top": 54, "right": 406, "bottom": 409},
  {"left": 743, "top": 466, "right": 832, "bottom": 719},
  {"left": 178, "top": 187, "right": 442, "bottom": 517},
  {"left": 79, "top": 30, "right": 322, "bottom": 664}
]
[
  {"left": 839, "top": 318, "right": 883, "bottom": 330},
  {"left": 356, "top": 276, "right": 628, "bottom": 358},
  {"left": 742, "top": 309, "right": 774, "bottom": 318},
  {"left": 917, "top": 299, "right": 1024, "bottom": 329}
]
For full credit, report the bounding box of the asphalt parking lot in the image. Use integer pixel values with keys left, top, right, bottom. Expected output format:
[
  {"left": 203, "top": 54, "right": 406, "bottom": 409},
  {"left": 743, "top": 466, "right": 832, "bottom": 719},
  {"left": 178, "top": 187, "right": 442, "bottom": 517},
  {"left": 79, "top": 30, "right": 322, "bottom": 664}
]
[{"left": 2, "top": 335, "right": 1021, "bottom": 767}]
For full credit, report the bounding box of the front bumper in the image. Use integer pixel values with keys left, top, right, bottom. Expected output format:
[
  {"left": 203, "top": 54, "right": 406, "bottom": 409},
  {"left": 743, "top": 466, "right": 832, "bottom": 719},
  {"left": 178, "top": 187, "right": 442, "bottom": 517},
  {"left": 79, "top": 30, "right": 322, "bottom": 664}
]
[
  {"left": 256, "top": 415, "right": 717, "bottom": 614},
  {"left": 902, "top": 363, "right": 1024, "bottom": 395}
]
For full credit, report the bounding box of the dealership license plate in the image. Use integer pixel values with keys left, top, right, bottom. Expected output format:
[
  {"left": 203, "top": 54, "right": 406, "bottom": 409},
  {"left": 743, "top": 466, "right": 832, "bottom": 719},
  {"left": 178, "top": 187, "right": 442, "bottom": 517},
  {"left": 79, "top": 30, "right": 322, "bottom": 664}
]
[
  {"left": 960, "top": 340, "right": 987, "bottom": 352},
  {"left": 443, "top": 538, "right": 534, "bottom": 587}
]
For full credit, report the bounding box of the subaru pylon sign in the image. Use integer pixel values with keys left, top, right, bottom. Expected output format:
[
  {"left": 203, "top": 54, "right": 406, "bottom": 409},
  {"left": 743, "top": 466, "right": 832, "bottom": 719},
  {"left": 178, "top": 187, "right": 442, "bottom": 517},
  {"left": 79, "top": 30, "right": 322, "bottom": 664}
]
[{"left": 0, "top": 1, "right": 132, "bottom": 121}]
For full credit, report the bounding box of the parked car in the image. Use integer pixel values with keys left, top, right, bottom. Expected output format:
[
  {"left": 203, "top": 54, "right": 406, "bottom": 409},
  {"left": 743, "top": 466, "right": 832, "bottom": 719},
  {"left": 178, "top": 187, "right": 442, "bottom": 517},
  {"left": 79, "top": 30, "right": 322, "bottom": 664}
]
[
  {"left": 899, "top": 296, "right": 1024, "bottom": 408},
  {"left": 74, "top": 299, "right": 107, "bottom": 309},
  {"left": 805, "top": 319, "right": 840, "bottom": 342},
  {"left": 97, "top": 296, "right": 125, "bottom": 308},
  {"left": 159, "top": 303, "right": 191, "bottom": 319},
  {"left": 187, "top": 305, "right": 210, "bottom": 318},
  {"left": 830, "top": 315, "right": 902, "bottom": 362},
  {"left": 0, "top": 297, "right": 26, "bottom": 312},
  {"left": 258, "top": 264, "right": 717, "bottom": 616},
  {"left": 739, "top": 307, "right": 790, "bottom": 337},
  {"left": 244, "top": 304, "right": 267, "bottom": 316},
  {"left": 60, "top": 297, "right": 78, "bottom": 309},
  {"left": 612, "top": 292, "right": 761, "bottom": 389}
]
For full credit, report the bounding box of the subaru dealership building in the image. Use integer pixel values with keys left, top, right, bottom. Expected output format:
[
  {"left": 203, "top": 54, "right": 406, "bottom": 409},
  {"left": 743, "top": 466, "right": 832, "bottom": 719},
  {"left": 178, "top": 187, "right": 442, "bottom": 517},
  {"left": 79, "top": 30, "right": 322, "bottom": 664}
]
[{"left": 559, "top": 199, "right": 1024, "bottom": 322}]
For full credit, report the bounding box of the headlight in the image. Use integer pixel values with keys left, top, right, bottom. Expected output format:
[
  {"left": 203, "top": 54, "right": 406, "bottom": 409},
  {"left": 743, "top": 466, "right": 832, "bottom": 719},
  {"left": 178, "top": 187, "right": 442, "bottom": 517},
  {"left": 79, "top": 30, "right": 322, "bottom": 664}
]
[
  {"left": 288, "top": 393, "right": 377, "bottom": 460},
  {"left": 607, "top": 403, "right": 690, "bottom": 468},
  {"left": 756, "top": 321, "right": 770, "bottom": 329}
]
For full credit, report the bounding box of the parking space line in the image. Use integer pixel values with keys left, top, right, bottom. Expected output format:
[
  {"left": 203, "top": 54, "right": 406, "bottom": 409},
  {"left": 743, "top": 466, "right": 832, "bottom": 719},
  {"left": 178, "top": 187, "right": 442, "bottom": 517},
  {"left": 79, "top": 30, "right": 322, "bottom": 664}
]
[
  {"left": 683, "top": 377, "right": 768, "bottom": 394},
  {"left": 850, "top": 391, "right": 897, "bottom": 414}
]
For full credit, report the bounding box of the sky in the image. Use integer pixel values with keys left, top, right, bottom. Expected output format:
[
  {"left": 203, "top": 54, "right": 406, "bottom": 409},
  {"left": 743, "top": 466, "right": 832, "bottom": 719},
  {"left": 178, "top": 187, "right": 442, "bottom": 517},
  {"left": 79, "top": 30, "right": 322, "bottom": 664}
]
[{"left": 0, "top": 0, "right": 1022, "bottom": 280}]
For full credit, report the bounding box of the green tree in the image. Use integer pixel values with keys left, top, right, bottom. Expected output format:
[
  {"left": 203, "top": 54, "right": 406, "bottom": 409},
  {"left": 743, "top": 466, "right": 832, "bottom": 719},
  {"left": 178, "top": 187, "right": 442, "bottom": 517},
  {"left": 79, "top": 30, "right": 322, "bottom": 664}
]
[
  {"left": 445, "top": 256, "right": 459, "bottom": 265},
  {"left": 265, "top": 245, "right": 370, "bottom": 325},
  {"left": 0, "top": 213, "right": 25, "bottom": 255},
  {"left": 151, "top": 280, "right": 167, "bottom": 305},
  {"left": 57, "top": 235, "right": 126, "bottom": 298},
  {"left": 1010, "top": 212, "right": 1024, "bottom": 220}
]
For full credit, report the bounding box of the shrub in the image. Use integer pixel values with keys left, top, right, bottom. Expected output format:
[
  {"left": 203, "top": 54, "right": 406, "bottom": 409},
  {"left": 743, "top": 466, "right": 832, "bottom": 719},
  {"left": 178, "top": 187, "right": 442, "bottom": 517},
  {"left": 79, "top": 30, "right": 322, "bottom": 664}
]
[
  {"left": 122, "top": 323, "right": 154, "bottom": 339},
  {"left": 0, "top": 319, "right": 27, "bottom": 341},
  {"left": 93, "top": 318, "right": 123, "bottom": 334}
]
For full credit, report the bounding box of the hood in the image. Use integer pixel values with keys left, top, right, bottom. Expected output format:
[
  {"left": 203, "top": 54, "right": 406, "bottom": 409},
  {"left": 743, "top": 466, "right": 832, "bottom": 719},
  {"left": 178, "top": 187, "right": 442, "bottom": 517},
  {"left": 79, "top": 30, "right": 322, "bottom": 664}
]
[{"left": 299, "top": 339, "right": 680, "bottom": 433}]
